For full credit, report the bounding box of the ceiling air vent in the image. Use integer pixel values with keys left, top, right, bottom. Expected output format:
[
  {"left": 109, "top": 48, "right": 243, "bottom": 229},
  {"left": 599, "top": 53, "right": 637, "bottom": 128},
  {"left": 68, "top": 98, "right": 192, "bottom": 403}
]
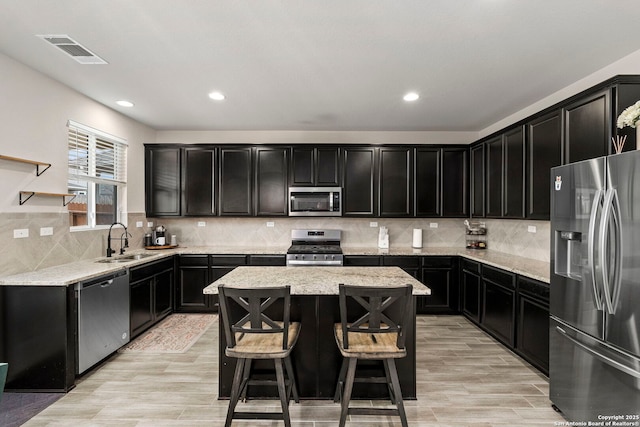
[{"left": 36, "top": 34, "right": 108, "bottom": 65}]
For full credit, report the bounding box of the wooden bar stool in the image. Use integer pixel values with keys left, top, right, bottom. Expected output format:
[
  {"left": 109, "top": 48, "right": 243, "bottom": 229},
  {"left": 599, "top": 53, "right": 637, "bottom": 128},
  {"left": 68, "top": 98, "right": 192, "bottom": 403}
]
[
  {"left": 218, "top": 285, "right": 300, "bottom": 427},
  {"left": 333, "top": 284, "right": 413, "bottom": 427}
]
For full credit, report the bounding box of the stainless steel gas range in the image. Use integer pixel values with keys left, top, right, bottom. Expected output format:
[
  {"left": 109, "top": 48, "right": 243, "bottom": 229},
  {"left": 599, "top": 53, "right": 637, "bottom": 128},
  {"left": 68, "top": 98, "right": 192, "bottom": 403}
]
[{"left": 286, "top": 229, "right": 343, "bottom": 266}]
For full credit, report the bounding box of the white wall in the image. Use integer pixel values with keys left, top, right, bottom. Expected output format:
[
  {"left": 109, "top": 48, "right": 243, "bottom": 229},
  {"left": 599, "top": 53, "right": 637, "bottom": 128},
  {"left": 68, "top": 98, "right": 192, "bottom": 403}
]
[
  {"left": 0, "top": 52, "right": 156, "bottom": 214},
  {"left": 479, "top": 48, "right": 640, "bottom": 138}
]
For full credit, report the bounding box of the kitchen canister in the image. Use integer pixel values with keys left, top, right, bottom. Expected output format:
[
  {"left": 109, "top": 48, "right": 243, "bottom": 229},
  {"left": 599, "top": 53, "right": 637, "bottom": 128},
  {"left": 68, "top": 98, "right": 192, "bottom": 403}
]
[{"left": 412, "top": 228, "right": 423, "bottom": 248}]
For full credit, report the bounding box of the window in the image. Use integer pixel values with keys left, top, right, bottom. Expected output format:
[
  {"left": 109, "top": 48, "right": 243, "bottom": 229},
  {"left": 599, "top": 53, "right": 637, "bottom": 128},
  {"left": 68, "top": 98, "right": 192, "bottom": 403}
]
[{"left": 67, "top": 120, "right": 127, "bottom": 229}]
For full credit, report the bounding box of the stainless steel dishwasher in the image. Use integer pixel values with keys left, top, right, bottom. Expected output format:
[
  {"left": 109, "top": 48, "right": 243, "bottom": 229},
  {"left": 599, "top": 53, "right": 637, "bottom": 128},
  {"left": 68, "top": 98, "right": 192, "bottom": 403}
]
[{"left": 76, "top": 269, "right": 130, "bottom": 374}]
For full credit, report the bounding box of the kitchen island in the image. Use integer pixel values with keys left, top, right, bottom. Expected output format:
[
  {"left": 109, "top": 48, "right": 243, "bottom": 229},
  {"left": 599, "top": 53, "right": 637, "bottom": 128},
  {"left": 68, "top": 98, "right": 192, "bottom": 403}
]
[{"left": 204, "top": 266, "right": 429, "bottom": 400}]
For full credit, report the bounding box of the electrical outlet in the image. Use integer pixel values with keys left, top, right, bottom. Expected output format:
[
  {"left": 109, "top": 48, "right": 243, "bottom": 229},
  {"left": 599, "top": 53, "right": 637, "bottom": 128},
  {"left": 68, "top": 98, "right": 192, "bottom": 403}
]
[
  {"left": 13, "top": 229, "right": 29, "bottom": 238},
  {"left": 266, "top": 221, "right": 275, "bottom": 227},
  {"left": 147, "top": 221, "right": 153, "bottom": 227},
  {"left": 40, "top": 227, "right": 53, "bottom": 236},
  {"left": 197, "top": 221, "right": 206, "bottom": 227},
  {"left": 370, "top": 222, "right": 378, "bottom": 227},
  {"left": 136, "top": 221, "right": 143, "bottom": 228},
  {"left": 528, "top": 225, "right": 537, "bottom": 233},
  {"left": 429, "top": 223, "right": 438, "bottom": 228}
]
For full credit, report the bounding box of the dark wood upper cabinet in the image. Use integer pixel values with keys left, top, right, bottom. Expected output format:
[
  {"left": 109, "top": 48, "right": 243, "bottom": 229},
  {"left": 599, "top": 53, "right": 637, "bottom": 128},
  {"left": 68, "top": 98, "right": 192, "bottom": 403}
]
[
  {"left": 415, "top": 147, "right": 440, "bottom": 216},
  {"left": 378, "top": 147, "right": 412, "bottom": 217},
  {"left": 219, "top": 147, "right": 253, "bottom": 216},
  {"left": 441, "top": 147, "right": 469, "bottom": 217},
  {"left": 485, "top": 136, "right": 503, "bottom": 218},
  {"left": 255, "top": 147, "right": 289, "bottom": 216},
  {"left": 316, "top": 147, "right": 341, "bottom": 185},
  {"left": 145, "top": 146, "right": 181, "bottom": 217},
  {"left": 415, "top": 147, "right": 468, "bottom": 217},
  {"left": 503, "top": 127, "right": 525, "bottom": 218},
  {"left": 342, "top": 147, "right": 376, "bottom": 216},
  {"left": 563, "top": 89, "right": 611, "bottom": 164},
  {"left": 470, "top": 144, "right": 485, "bottom": 218},
  {"left": 484, "top": 129, "right": 524, "bottom": 219},
  {"left": 291, "top": 146, "right": 340, "bottom": 186},
  {"left": 182, "top": 147, "right": 216, "bottom": 216},
  {"left": 291, "top": 147, "right": 314, "bottom": 185},
  {"left": 526, "top": 111, "right": 562, "bottom": 219}
]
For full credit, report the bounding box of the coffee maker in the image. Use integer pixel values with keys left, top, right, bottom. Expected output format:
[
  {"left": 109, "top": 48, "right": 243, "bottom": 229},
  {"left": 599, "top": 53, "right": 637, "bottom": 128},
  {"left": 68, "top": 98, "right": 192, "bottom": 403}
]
[{"left": 152, "top": 225, "right": 167, "bottom": 246}]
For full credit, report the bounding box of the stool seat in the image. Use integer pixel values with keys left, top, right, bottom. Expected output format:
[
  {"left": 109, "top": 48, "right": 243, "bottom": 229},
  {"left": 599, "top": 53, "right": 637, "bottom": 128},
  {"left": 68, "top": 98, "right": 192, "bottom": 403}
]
[
  {"left": 334, "top": 324, "right": 406, "bottom": 359},
  {"left": 227, "top": 322, "right": 300, "bottom": 359}
]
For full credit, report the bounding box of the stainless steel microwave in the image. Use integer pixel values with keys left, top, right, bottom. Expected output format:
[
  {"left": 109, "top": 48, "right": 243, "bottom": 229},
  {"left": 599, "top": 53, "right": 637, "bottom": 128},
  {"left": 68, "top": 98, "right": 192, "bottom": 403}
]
[{"left": 288, "top": 187, "right": 342, "bottom": 216}]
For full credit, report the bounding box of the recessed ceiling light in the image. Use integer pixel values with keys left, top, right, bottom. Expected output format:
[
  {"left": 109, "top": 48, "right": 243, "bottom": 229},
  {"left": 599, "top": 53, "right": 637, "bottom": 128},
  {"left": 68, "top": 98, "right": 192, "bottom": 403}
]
[
  {"left": 208, "top": 91, "right": 225, "bottom": 101},
  {"left": 403, "top": 92, "right": 419, "bottom": 102},
  {"left": 116, "top": 100, "right": 134, "bottom": 107}
]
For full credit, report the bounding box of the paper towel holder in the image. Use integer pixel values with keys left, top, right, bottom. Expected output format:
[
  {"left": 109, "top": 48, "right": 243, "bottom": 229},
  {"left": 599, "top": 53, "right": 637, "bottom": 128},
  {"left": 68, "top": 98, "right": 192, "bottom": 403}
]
[{"left": 412, "top": 228, "right": 423, "bottom": 249}]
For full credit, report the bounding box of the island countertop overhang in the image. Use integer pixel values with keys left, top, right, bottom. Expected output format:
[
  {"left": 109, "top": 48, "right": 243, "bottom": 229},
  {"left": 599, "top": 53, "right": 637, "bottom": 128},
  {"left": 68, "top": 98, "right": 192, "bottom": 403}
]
[{"left": 203, "top": 266, "right": 430, "bottom": 296}]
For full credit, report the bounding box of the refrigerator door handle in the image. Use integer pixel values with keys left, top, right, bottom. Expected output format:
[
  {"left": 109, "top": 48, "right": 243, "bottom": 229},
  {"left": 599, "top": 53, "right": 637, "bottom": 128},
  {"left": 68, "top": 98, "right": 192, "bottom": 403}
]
[
  {"left": 556, "top": 325, "right": 640, "bottom": 379},
  {"left": 599, "top": 188, "right": 622, "bottom": 315},
  {"left": 610, "top": 190, "right": 623, "bottom": 313},
  {"left": 588, "top": 188, "right": 604, "bottom": 311}
]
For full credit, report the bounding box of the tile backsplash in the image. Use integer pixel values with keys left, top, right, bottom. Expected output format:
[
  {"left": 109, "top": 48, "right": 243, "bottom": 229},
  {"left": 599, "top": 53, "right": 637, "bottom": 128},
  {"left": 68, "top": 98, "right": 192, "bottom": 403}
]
[{"left": 0, "top": 212, "right": 550, "bottom": 276}]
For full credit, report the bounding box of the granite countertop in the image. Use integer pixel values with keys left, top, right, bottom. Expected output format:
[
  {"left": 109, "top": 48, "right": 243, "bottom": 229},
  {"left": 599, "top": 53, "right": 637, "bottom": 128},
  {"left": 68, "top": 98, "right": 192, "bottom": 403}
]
[
  {"left": 203, "top": 266, "right": 430, "bottom": 296},
  {"left": 341, "top": 247, "right": 550, "bottom": 283},
  {"left": 0, "top": 245, "right": 550, "bottom": 287}
]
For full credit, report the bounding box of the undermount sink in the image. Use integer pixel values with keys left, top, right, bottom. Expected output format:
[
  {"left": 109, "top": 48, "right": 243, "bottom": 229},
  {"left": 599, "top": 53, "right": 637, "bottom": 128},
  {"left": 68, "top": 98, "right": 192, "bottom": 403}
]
[{"left": 96, "top": 254, "right": 155, "bottom": 263}]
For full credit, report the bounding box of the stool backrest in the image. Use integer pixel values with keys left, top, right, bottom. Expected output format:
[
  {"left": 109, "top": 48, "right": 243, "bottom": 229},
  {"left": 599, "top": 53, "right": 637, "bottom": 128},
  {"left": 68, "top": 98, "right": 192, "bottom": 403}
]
[
  {"left": 218, "top": 285, "right": 292, "bottom": 351},
  {"left": 338, "top": 284, "right": 413, "bottom": 350}
]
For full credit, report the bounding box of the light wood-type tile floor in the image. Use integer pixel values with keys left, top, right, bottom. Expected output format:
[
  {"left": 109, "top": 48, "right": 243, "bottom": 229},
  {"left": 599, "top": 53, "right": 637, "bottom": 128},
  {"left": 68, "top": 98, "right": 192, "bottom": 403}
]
[{"left": 23, "top": 315, "right": 566, "bottom": 426}]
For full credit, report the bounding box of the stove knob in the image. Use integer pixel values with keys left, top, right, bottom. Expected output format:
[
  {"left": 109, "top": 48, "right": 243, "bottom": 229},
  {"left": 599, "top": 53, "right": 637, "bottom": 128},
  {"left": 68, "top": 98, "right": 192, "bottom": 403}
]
[{"left": 313, "top": 255, "right": 317, "bottom": 260}]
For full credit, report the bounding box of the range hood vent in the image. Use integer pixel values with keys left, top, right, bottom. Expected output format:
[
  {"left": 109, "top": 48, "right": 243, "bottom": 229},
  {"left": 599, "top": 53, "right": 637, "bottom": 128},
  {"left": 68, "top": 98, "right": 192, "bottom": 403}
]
[{"left": 36, "top": 34, "right": 108, "bottom": 65}]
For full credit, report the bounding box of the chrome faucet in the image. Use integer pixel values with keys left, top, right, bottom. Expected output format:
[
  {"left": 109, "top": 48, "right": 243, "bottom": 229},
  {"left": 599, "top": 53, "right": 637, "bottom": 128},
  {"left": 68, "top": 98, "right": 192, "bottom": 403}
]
[{"left": 106, "top": 222, "right": 129, "bottom": 257}]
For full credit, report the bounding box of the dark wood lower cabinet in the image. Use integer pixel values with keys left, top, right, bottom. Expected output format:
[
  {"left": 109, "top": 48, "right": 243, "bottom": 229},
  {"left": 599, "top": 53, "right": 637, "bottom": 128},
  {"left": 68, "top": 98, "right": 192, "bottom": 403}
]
[
  {"left": 481, "top": 266, "right": 516, "bottom": 347},
  {"left": 176, "top": 255, "right": 248, "bottom": 313},
  {"left": 176, "top": 254, "right": 286, "bottom": 313},
  {"left": 130, "top": 278, "right": 153, "bottom": 336},
  {"left": 345, "top": 255, "right": 459, "bottom": 314},
  {"left": 516, "top": 277, "right": 550, "bottom": 375},
  {"left": 419, "top": 257, "right": 458, "bottom": 314},
  {"left": 176, "top": 255, "right": 213, "bottom": 312},
  {"left": 459, "top": 260, "right": 549, "bottom": 376},
  {"left": 461, "top": 259, "right": 482, "bottom": 323},
  {"left": 130, "top": 258, "right": 174, "bottom": 338},
  {"left": 343, "top": 255, "right": 381, "bottom": 266},
  {"left": 0, "top": 285, "right": 76, "bottom": 391}
]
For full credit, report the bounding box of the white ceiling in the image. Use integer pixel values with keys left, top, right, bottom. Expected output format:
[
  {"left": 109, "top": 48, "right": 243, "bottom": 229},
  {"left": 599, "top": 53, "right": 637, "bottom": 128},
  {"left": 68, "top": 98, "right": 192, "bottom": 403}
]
[{"left": 1, "top": 1, "right": 639, "bottom": 132}]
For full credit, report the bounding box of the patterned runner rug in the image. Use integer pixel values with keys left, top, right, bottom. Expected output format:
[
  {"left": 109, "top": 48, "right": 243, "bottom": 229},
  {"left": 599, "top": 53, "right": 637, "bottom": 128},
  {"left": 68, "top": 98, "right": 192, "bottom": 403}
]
[{"left": 119, "top": 314, "right": 217, "bottom": 353}]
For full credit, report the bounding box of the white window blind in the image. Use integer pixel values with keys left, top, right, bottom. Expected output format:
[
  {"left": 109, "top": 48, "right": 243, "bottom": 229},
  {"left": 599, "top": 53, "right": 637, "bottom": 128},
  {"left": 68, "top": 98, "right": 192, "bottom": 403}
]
[
  {"left": 67, "top": 120, "right": 127, "bottom": 184},
  {"left": 67, "top": 120, "right": 127, "bottom": 229}
]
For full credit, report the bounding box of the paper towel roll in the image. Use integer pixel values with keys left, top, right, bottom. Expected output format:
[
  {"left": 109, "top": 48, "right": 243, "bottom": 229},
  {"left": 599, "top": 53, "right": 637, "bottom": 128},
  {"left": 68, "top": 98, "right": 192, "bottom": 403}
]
[{"left": 412, "top": 228, "right": 423, "bottom": 248}]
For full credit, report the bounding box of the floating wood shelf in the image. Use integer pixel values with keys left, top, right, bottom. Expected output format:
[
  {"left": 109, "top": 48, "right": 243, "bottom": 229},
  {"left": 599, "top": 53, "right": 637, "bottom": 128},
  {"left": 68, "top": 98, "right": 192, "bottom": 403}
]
[
  {"left": 19, "top": 191, "right": 77, "bottom": 206},
  {"left": 0, "top": 154, "right": 52, "bottom": 176}
]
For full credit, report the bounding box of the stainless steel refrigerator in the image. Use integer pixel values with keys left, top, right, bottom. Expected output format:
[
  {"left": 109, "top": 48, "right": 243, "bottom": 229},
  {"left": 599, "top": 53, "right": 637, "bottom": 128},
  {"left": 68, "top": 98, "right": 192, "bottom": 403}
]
[{"left": 550, "top": 150, "right": 640, "bottom": 421}]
